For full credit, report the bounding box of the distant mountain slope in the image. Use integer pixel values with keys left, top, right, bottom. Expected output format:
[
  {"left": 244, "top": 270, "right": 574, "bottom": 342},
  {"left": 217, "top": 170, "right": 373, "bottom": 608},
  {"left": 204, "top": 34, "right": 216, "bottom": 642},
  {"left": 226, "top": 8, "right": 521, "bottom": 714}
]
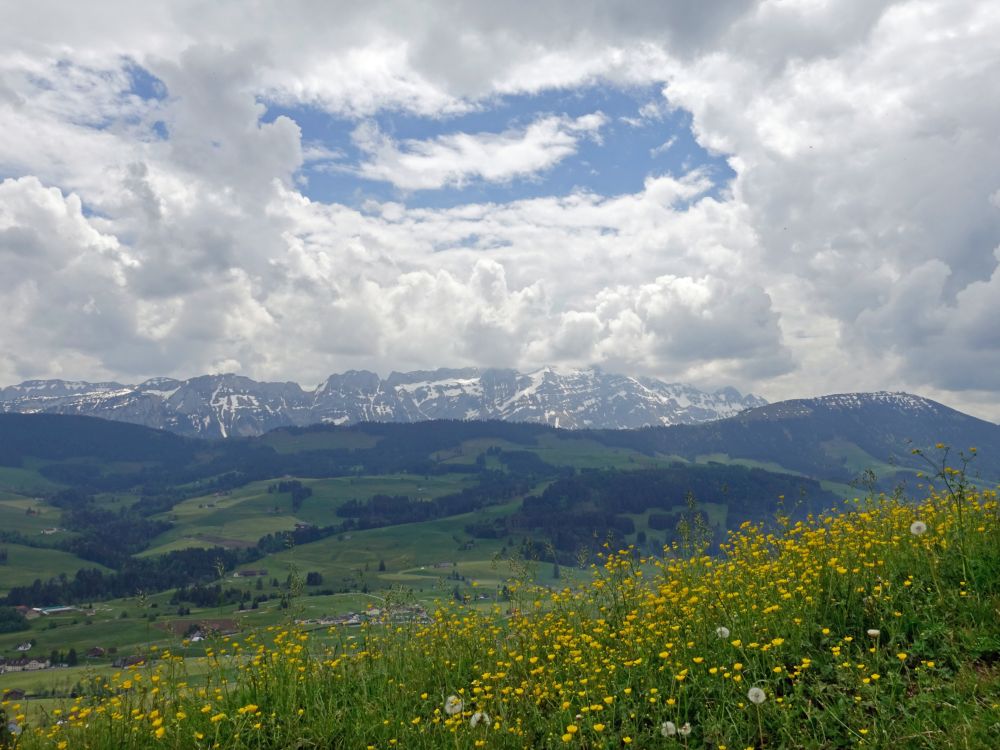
[
  {"left": 0, "top": 412, "right": 198, "bottom": 464},
  {"left": 0, "top": 368, "right": 765, "bottom": 438},
  {"left": 601, "top": 391, "right": 1000, "bottom": 483}
]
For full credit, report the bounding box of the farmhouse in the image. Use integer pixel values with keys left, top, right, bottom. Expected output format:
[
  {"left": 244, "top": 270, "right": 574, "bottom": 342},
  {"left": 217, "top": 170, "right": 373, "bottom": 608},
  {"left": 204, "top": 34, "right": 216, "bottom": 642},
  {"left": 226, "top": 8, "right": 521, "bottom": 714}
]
[
  {"left": 31, "top": 606, "right": 77, "bottom": 616},
  {"left": 234, "top": 569, "right": 268, "bottom": 578},
  {"left": 0, "top": 657, "right": 50, "bottom": 673}
]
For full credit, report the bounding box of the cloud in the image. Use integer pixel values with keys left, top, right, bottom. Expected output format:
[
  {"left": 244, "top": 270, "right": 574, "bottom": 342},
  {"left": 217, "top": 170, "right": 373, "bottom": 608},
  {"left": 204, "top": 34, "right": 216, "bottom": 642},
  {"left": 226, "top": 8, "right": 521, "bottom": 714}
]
[
  {"left": 622, "top": 99, "right": 672, "bottom": 128},
  {"left": 0, "top": 176, "right": 137, "bottom": 375},
  {"left": 0, "top": 1, "right": 999, "bottom": 420},
  {"left": 657, "top": 0, "right": 1000, "bottom": 406},
  {"left": 650, "top": 136, "right": 677, "bottom": 157},
  {"left": 854, "top": 251, "right": 1000, "bottom": 392},
  {"left": 527, "top": 274, "right": 792, "bottom": 382},
  {"left": 350, "top": 113, "right": 607, "bottom": 190}
]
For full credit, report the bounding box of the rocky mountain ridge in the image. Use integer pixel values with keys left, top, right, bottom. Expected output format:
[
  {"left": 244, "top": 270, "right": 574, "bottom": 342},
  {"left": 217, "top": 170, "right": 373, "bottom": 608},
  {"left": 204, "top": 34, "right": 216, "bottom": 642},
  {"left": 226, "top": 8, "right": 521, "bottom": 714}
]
[{"left": 0, "top": 368, "right": 766, "bottom": 438}]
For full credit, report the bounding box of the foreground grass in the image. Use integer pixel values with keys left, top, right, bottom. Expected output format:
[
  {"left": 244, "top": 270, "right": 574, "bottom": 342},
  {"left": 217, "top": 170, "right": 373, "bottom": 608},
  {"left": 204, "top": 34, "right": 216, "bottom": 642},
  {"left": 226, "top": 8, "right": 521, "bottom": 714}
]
[{"left": 4, "top": 459, "right": 1000, "bottom": 748}]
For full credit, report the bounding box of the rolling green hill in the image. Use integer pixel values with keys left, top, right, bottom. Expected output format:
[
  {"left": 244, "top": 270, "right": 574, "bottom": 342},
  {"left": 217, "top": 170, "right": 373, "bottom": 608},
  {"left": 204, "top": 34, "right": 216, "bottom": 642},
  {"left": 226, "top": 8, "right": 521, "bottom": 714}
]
[{"left": 1, "top": 395, "right": 997, "bottom": 614}]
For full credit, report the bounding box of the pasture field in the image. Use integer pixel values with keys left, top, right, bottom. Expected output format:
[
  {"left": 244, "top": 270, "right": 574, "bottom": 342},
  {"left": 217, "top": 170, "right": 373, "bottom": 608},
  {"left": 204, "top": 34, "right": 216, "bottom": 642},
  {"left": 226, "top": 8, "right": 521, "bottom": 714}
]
[
  {"left": 0, "top": 463, "right": 64, "bottom": 495},
  {"left": 0, "top": 496, "right": 62, "bottom": 536},
  {"left": 531, "top": 434, "right": 677, "bottom": 469},
  {"left": 247, "top": 498, "right": 525, "bottom": 594},
  {"left": 432, "top": 437, "right": 527, "bottom": 464},
  {"left": 0, "top": 611, "right": 156, "bottom": 662},
  {"left": 820, "top": 437, "right": 904, "bottom": 476},
  {"left": 0, "top": 544, "right": 108, "bottom": 596},
  {"left": 436, "top": 434, "right": 682, "bottom": 471},
  {"left": 141, "top": 472, "right": 478, "bottom": 556},
  {"left": 1, "top": 542, "right": 581, "bottom": 708}
]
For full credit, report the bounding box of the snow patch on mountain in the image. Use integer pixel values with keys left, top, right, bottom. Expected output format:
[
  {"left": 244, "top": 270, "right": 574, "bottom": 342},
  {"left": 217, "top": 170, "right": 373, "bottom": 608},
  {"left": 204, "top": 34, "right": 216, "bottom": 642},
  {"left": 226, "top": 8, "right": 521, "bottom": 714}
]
[{"left": 0, "top": 368, "right": 767, "bottom": 438}]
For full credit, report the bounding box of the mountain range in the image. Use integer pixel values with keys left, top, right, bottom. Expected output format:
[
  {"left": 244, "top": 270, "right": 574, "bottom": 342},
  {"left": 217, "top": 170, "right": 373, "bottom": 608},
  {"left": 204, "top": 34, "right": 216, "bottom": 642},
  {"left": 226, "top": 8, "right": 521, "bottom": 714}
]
[
  {"left": 1, "top": 390, "right": 997, "bottom": 491},
  {"left": 0, "top": 368, "right": 766, "bottom": 438}
]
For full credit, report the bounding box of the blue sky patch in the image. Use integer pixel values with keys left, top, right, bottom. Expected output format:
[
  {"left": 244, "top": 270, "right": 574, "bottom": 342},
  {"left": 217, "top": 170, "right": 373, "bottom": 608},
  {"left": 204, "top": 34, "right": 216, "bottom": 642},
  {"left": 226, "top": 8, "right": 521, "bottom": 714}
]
[
  {"left": 125, "top": 60, "right": 168, "bottom": 102},
  {"left": 261, "top": 83, "right": 734, "bottom": 209}
]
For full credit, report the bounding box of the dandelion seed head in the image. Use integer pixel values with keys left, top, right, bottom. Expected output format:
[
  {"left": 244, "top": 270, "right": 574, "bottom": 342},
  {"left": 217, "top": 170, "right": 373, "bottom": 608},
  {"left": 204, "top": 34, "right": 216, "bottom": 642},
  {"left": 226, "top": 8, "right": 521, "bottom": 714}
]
[
  {"left": 748, "top": 687, "right": 766, "bottom": 705},
  {"left": 470, "top": 711, "right": 489, "bottom": 728},
  {"left": 679, "top": 722, "right": 692, "bottom": 737},
  {"left": 867, "top": 629, "right": 881, "bottom": 638},
  {"left": 661, "top": 720, "right": 677, "bottom": 737},
  {"left": 444, "top": 695, "right": 463, "bottom": 716},
  {"left": 910, "top": 520, "right": 927, "bottom": 536},
  {"left": 715, "top": 626, "right": 731, "bottom": 639}
]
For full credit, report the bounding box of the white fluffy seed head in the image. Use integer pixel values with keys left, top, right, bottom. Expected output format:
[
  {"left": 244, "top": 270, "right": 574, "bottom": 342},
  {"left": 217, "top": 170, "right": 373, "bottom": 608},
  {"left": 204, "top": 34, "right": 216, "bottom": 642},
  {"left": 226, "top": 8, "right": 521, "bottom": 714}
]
[
  {"left": 910, "top": 520, "right": 928, "bottom": 536},
  {"left": 444, "top": 695, "right": 463, "bottom": 716},
  {"left": 748, "top": 687, "right": 767, "bottom": 705},
  {"left": 679, "top": 722, "right": 692, "bottom": 737},
  {"left": 867, "top": 629, "right": 881, "bottom": 638},
  {"left": 661, "top": 720, "right": 677, "bottom": 737},
  {"left": 715, "top": 626, "right": 731, "bottom": 639}
]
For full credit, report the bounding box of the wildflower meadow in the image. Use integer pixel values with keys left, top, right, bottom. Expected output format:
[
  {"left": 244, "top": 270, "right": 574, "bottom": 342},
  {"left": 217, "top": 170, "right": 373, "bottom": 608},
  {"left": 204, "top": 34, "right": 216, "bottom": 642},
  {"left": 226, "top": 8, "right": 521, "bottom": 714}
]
[{"left": 3, "top": 450, "right": 999, "bottom": 748}]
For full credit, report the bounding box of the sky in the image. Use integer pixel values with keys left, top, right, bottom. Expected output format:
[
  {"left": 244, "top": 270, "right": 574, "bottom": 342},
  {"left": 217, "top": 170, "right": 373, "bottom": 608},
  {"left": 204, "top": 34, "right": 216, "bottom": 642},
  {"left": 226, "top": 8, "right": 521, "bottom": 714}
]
[{"left": 1, "top": 1, "right": 999, "bottom": 420}]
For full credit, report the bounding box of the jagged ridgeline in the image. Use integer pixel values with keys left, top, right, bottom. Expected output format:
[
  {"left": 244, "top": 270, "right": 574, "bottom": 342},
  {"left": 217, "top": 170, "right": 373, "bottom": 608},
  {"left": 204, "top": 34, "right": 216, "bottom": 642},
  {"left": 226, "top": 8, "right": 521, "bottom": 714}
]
[{"left": 0, "top": 367, "right": 766, "bottom": 437}]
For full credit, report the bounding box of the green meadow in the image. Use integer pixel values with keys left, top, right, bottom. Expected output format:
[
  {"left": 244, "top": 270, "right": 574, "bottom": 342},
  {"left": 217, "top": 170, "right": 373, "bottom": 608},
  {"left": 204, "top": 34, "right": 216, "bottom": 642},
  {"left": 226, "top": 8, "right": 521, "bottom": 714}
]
[{"left": 0, "top": 545, "right": 109, "bottom": 595}]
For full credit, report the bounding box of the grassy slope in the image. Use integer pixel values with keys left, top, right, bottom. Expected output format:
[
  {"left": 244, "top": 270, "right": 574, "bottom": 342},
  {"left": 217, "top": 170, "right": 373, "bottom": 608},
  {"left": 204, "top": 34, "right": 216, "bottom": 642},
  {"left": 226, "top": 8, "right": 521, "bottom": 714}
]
[
  {"left": 7, "top": 479, "right": 1000, "bottom": 749},
  {"left": 0, "top": 545, "right": 109, "bottom": 596},
  {"left": 0, "top": 463, "right": 64, "bottom": 495},
  {"left": 0, "top": 496, "right": 62, "bottom": 535},
  {"left": 1, "top": 423, "right": 936, "bottom": 721},
  {"left": 140, "top": 473, "right": 478, "bottom": 556},
  {"left": 249, "top": 498, "right": 526, "bottom": 594}
]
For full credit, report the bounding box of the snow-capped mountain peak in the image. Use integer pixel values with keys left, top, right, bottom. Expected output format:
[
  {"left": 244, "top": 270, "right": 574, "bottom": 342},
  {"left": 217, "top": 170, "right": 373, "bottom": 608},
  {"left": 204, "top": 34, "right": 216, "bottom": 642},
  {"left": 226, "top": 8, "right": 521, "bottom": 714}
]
[{"left": 0, "top": 368, "right": 767, "bottom": 438}]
